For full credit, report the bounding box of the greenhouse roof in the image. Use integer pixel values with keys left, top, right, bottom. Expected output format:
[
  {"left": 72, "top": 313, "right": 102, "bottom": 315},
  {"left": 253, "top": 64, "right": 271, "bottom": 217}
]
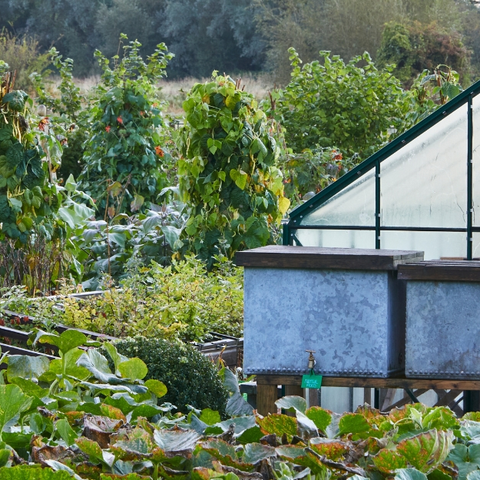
[{"left": 283, "top": 79, "right": 480, "bottom": 260}]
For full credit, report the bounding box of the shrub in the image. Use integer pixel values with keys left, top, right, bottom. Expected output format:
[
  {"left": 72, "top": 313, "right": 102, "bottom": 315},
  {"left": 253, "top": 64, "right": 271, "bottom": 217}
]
[
  {"left": 0, "top": 32, "right": 49, "bottom": 92},
  {"left": 59, "top": 255, "right": 244, "bottom": 342},
  {"left": 79, "top": 36, "right": 175, "bottom": 216},
  {"left": 273, "top": 49, "right": 412, "bottom": 160},
  {"left": 114, "top": 336, "right": 229, "bottom": 416}
]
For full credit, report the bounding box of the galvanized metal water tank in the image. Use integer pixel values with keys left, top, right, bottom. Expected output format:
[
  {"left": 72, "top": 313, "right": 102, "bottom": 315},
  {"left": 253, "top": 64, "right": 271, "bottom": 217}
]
[
  {"left": 399, "top": 261, "right": 480, "bottom": 379},
  {"left": 235, "top": 246, "right": 423, "bottom": 378}
]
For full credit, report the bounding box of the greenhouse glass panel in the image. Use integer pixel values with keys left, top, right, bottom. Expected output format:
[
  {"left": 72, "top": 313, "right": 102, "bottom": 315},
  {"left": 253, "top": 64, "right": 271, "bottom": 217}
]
[
  {"left": 473, "top": 234, "right": 480, "bottom": 259},
  {"left": 472, "top": 95, "right": 480, "bottom": 226},
  {"left": 285, "top": 80, "right": 480, "bottom": 259},
  {"left": 381, "top": 104, "right": 467, "bottom": 228},
  {"left": 380, "top": 231, "right": 467, "bottom": 260},
  {"left": 294, "top": 229, "right": 375, "bottom": 249},
  {"left": 298, "top": 167, "right": 375, "bottom": 226}
]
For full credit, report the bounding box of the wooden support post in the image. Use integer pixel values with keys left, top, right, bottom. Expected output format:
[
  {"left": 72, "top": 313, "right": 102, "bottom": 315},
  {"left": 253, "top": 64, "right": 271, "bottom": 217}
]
[
  {"left": 256, "top": 383, "right": 278, "bottom": 416},
  {"left": 308, "top": 388, "right": 320, "bottom": 407},
  {"left": 285, "top": 385, "right": 303, "bottom": 397}
]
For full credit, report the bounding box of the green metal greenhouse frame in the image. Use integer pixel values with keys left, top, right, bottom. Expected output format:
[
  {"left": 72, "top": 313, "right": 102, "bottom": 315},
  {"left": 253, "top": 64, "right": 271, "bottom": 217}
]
[{"left": 283, "top": 79, "right": 480, "bottom": 260}]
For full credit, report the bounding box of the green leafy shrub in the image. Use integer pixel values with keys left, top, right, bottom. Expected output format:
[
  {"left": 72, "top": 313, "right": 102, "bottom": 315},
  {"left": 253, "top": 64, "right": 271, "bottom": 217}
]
[
  {"left": 377, "top": 21, "right": 470, "bottom": 88},
  {"left": 281, "top": 146, "right": 358, "bottom": 206},
  {"left": 114, "top": 336, "right": 229, "bottom": 416},
  {"left": 59, "top": 256, "right": 243, "bottom": 342},
  {"left": 273, "top": 49, "right": 412, "bottom": 161},
  {"left": 72, "top": 193, "right": 187, "bottom": 288},
  {"left": 177, "top": 73, "right": 289, "bottom": 266}
]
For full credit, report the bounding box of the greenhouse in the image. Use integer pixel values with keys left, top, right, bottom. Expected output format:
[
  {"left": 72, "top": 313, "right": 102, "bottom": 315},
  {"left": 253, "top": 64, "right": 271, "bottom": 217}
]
[{"left": 282, "top": 79, "right": 480, "bottom": 260}]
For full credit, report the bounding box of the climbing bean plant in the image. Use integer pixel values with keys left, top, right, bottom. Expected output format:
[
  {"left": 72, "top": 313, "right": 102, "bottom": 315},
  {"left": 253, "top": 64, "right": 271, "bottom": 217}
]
[{"left": 177, "top": 73, "right": 289, "bottom": 265}]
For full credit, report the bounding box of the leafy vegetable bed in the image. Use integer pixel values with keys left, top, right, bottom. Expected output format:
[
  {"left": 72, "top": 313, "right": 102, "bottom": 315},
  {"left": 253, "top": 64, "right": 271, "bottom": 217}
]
[{"left": 0, "top": 328, "right": 479, "bottom": 480}]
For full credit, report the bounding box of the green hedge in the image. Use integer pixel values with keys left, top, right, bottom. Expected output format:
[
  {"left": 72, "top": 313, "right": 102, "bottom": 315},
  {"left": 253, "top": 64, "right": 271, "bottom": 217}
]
[{"left": 114, "top": 336, "right": 229, "bottom": 416}]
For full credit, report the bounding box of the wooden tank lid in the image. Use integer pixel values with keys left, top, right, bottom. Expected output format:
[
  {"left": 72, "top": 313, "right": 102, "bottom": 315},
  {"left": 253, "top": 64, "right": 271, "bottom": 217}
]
[
  {"left": 235, "top": 246, "right": 424, "bottom": 271},
  {"left": 398, "top": 260, "right": 480, "bottom": 282}
]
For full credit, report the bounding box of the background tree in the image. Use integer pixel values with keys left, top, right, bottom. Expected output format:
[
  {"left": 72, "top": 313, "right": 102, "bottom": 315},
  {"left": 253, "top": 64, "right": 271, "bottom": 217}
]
[{"left": 377, "top": 21, "right": 470, "bottom": 87}]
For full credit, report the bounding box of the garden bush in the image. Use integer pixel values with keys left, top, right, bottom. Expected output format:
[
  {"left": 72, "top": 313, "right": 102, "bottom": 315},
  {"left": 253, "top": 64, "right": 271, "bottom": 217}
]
[
  {"left": 59, "top": 255, "right": 243, "bottom": 342},
  {"left": 114, "top": 336, "right": 229, "bottom": 416},
  {"left": 272, "top": 49, "right": 412, "bottom": 160}
]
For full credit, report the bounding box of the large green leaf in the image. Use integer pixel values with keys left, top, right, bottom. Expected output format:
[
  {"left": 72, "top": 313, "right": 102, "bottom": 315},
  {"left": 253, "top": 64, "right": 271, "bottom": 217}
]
[
  {"left": 460, "top": 420, "right": 480, "bottom": 442},
  {"left": 422, "top": 407, "right": 459, "bottom": 431},
  {"left": 338, "top": 413, "right": 373, "bottom": 440},
  {"left": 49, "top": 348, "right": 91, "bottom": 380},
  {"left": 55, "top": 418, "right": 78, "bottom": 446},
  {"left": 76, "top": 349, "right": 122, "bottom": 384},
  {"left": 0, "top": 384, "right": 33, "bottom": 435},
  {"left": 242, "top": 443, "right": 276, "bottom": 465},
  {"left": 2, "top": 91, "right": 27, "bottom": 111},
  {"left": 7, "top": 355, "right": 50, "bottom": 381},
  {"left": 38, "top": 330, "right": 87, "bottom": 355},
  {"left": 276, "top": 395, "right": 307, "bottom": 414},
  {"left": 310, "top": 438, "right": 350, "bottom": 461},
  {"left": 199, "top": 408, "right": 221, "bottom": 426},
  {"left": 144, "top": 379, "right": 167, "bottom": 398},
  {"left": 396, "top": 429, "right": 454, "bottom": 474},
  {"left": 117, "top": 358, "right": 148, "bottom": 381},
  {"left": 153, "top": 427, "right": 201, "bottom": 452},
  {"left": 258, "top": 413, "right": 297, "bottom": 439},
  {"left": 373, "top": 449, "right": 408, "bottom": 474},
  {"left": 306, "top": 406, "right": 332, "bottom": 432},
  {"left": 448, "top": 443, "right": 480, "bottom": 479},
  {"left": 296, "top": 410, "right": 319, "bottom": 440},
  {"left": 395, "top": 468, "right": 428, "bottom": 480},
  {"left": 103, "top": 343, "right": 129, "bottom": 374}
]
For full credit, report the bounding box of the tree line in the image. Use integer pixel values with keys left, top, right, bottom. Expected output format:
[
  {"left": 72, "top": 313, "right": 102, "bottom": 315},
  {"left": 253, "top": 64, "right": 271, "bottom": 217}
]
[{"left": 1, "top": 0, "right": 480, "bottom": 84}]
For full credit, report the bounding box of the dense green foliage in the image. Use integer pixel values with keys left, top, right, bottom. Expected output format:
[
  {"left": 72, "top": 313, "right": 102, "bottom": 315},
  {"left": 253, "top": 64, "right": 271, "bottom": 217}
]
[
  {"left": 1, "top": 256, "right": 243, "bottom": 342},
  {"left": 0, "top": 339, "right": 479, "bottom": 480},
  {"left": 59, "top": 256, "right": 243, "bottom": 342},
  {"left": 2, "top": 0, "right": 480, "bottom": 82},
  {"left": 178, "top": 74, "right": 289, "bottom": 264},
  {"left": 79, "top": 38, "right": 174, "bottom": 215},
  {"left": 377, "top": 21, "right": 470, "bottom": 87},
  {"left": 273, "top": 49, "right": 412, "bottom": 160},
  {"left": 114, "top": 336, "right": 229, "bottom": 416}
]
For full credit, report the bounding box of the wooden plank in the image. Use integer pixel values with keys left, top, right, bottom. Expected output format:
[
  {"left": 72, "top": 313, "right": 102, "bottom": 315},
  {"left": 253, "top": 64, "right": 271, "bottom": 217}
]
[
  {"left": 235, "top": 246, "right": 423, "bottom": 271},
  {"left": 398, "top": 261, "right": 480, "bottom": 282},
  {"left": 0, "top": 325, "right": 31, "bottom": 342},
  {"left": 0, "top": 342, "right": 57, "bottom": 359},
  {"left": 256, "top": 384, "right": 279, "bottom": 416},
  {"left": 256, "top": 375, "right": 480, "bottom": 390}
]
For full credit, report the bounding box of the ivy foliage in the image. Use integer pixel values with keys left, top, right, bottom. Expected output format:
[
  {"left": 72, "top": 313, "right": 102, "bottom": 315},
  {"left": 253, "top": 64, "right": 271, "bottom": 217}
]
[
  {"left": 177, "top": 73, "right": 289, "bottom": 265},
  {"left": 274, "top": 49, "right": 412, "bottom": 161},
  {"left": 79, "top": 36, "right": 175, "bottom": 216}
]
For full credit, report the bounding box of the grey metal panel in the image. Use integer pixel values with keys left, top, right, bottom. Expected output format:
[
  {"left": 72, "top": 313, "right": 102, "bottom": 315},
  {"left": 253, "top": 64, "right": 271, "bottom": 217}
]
[
  {"left": 406, "top": 281, "right": 480, "bottom": 378},
  {"left": 243, "top": 268, "right": 405, "bottom": 378}
]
